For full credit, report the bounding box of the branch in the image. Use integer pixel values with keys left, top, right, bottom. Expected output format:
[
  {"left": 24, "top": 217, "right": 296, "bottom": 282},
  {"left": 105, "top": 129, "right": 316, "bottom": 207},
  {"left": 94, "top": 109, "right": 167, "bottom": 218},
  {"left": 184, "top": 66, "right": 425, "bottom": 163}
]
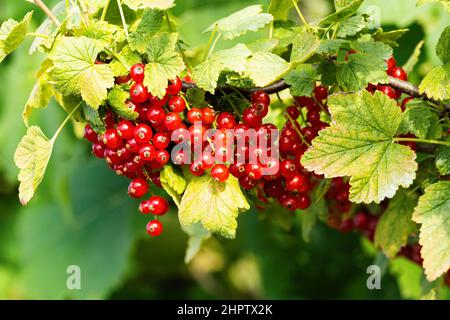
[
  {"left": 183, "top": 77, "right": 450, "bottom": 111},
  {"left": 31, "top": 0, "right": 61, "bottom": 27}
]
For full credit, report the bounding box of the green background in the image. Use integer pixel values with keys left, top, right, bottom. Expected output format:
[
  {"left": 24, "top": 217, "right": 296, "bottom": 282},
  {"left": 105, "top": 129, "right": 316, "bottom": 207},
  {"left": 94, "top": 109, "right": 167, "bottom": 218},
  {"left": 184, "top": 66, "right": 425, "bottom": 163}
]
[{"left": 0, "top": 0, "right": 448, "bottom": 299}]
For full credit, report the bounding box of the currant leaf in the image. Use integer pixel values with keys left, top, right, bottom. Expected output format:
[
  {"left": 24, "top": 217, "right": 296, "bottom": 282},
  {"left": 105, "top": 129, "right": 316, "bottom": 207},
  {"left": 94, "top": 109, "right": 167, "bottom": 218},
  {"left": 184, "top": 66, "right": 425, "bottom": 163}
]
[
  {"left": 268, "top": 0, "right": 294, "bottom": 20},
  {"left": 179, "top": 174, "right": 250, "bottom": 239},
  {"left": 0, "top": 11, "right": 33, "bottom": 63},
  {"left": 319, "top": 0, "right": 363, "bottom": 26},
  {"left": 182, "top": 223, "right": 211, "bottom": 264},
  {"left": 285, "top": 64, "right": 317, "bottom": 97},
  {"left": 298, "top": 197, "right": 326, "bottom": 243},
  {"left": 160, "top": 165, "right": 187, "bottom": 207},
  {"left": 192, "top": 44, "right": 251, "bottom": 93},
  {"left": 143, "top": 33, "right": 185, "bottom": 98},
  {"left": 301, "top": 91, "right": 418, "bottom": 204},
  {"left": 398, "top": 100, "right": 442, "bottom": 140},
  {"left": 403, "top": 40, "right": 424, "bottom": 73},
  {"left": 185, "top": 88, "right": 209, "bottom": 109},
  {"left": 245, "top": 51, "right": 290, "bottom": 87},
  {"left": 372, "top": 28, "right": 409, "bottom": 48},
  {"left": 336, "top": 14, "right": 366, "bottom": 38},
  {"left": 435, "top": 144, "right": 450, "bottom": 176},
  {"left": 436, "top": 26, "right": 450, "bottom": 64},
  {"left": 128, "top": 9, "right": 164, "bottom": 53},
  {"left": 374, "top": 190, "right": 418, "bottom": 258},
  {"left": 122, "top": 0, "right": 174, "bottom": 10},
  {"left": 110, "top": 45, "right": 142, "bottom": 77},
  {"left": 83, "top": 105, "right": 105, "bottom": 133},
  {"left": 49, "top": 36, "right": 115, "bottom": 109},
  {"left": 412, "top": 181, "right": 450, "bottom": 281},
  {"left": 205, "top": 5, "right": 273, "bottom": 40},
  {"left": 290, "top": 31, "right": 320, "bottom": 65},
  {"left": 14, "top": 126, "right": 53, "bottom": 205},
  {"left": 419, "top": 64, "right": 450, "bottom": 101},
  {"left": 107, "top": 87, "right": 139, "bottom": 120}
]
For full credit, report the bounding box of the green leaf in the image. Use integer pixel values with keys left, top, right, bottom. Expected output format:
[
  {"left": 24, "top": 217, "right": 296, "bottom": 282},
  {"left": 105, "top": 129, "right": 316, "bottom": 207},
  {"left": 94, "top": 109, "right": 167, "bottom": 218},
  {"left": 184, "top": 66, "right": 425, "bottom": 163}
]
[
  {"left": 50, "top": 37, "right": 115, "bottom": 109},
  {"left": 318, "top": 60, "right": 337, "bottom": 86},
  {"left": 205, "top": 5, "right": 273, "bottom": 40},
  {"left": 336, "top": 39, "right": 392, "bottom": 91},
  {"left": 179, "top": 174, "right": 250, "bottom": 239},
  {"left": 298, "top": 197, "right": 326, "bottom": 243},
  {"left": 372, "top": 28, "right": 409, "bottom": 48},
  {"left": 436, "top": 26, "right": 450, "bottom": 64},
  {"left": 435, "top": 145, "right": 450, "bottom": 176},
  {"left": 246, "top": 38, "right": 279, "bottom": 53},
  {"left": 316, "top": 39, "right": 348, "bottom": 55},
  {"left": 337, "top": 14, "right": 367, "bottom": 38},
  {"left": 128, "top": 9, "right": 164, "bottom": 53},
  {"left": 185, "top": 88, "right": 209, "bottom": 108},
  {"left": 374, "top": 190, "right": 418, "bottom": 258},
  {"left": 192, "top": 44, "right": 251, "bottom": 93},
  {"left": 285, "top": 64, "right": 317, "bottom": 97},
  {"left": 302, "top": 91, "right": 417, "bottom": 204},
  {"left": 245, "top": 51, "right": 290, "bottom": 87},
  {"left": 160, "top": 165, "right": 186, "bottom": 207},
  {"left": 83, "top": 105, "right": 105, "bottom": 133},
  {"left": 14, "top": 126, "right": 53, "bottom": 205},
  {"left": 107, "top": 86, "right": 139, "bottom": 120},
  {"left": 412, "top": 181, "right": 450, "bottom": 281},
  {"left": 110, "top": 45, "right": 142, "bottom": 77},
  {"left": 419, "top": 64, "right": 450, "bottom": 101},
  {"left": 182, "top": 223, "right": 211, "bottom": 264},
  {"left": 334, "top": 0, "right": 357, "bottom": 10},
  {"left": 143, "top": 33, "right": 185, "bottom": 98},
  {"left": 319, "top": 0, "right": 364, "bottom": 27},
  {"left": 398, "top": 100, "right": 441, "bottom": 139},
  {"left": 290, "top": 31, "right": 320, "bottom": 65},
  {"left": 0, "top": 11, "right": 33, "bottom": 62},
  {"left": 403, "top": 41, "right": 424, "bottom": 73},
  {"left": 390, "top": 257, "right": 423, "bottom": 300},
  {"left": 122, "top": 0, "right": 174, "bottom": 10},
  {"left": 268, "top": 0, "right": 294, "bottom": 20},
  {"left": 73, "top": 20, "right": 124, "bottom": 48}
]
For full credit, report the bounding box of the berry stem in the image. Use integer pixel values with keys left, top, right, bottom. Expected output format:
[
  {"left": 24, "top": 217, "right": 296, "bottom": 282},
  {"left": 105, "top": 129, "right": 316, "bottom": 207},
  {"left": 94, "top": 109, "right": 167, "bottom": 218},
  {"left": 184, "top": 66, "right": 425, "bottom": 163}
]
[
  {"left": 285, "top": 112, "right": 310, "bottom": 147},
  {"left": 218, "top": 88, "right": 242, "bottom": 120},
  {"left": 51, "top": 102, "right": 83, "bottom": 143},
  {"left": 206, "top": 32, "right": 222, "bottom": 60},
  {"left": 100, "top": 0, "right": 111, "bottom": 21},
  {"left": 204, "top": 26, "right": 218, "bottom": 61},
  {"left": 27, "top": 32, "right": 50, "bottom": 39},
  {"left": 394, "top": 138, "right": 450, "bottom": 147},
  {"left": 291, "top": 0, "right": 309, "bottom": 28},
  {"left": 31, "top": 0, "right": 61, "bottom": 27},
  {"left": 116, "top": 0, "right": 129, "bottom": 38}
]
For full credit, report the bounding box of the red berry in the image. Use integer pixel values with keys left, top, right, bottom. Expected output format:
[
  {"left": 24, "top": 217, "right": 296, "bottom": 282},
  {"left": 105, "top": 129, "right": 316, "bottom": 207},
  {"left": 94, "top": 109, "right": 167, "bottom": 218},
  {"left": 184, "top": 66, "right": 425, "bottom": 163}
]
[
  {"left": 128, "top": 178, "right": 149, "bottom": 198},
  {"left": 339, "top": 219, "right": 354, "bottom": 233},
  {"left": 155, "top": 149, "right": 170, "bottom": 165},
  {"left": 217, "top": 112, "right": 237, "bottom": 129},
  {"left": 386, "top": 56, "right": 396, "bottom": 72},
  {"left": 134, "top": 124, "right": 153, "bottom": 144},
  {"left": 130, "top": 63, "right": 145, "bottom": 83},
  {"left": 314, "top": 85, "right": 328, "bottom": 101},
  {"left": 84, "top": 124, "right": 98, "bottom": 143},
  {"left": 253, "top": 101, "right": 269, "bottom": 118},
  {"left": 286, "top": 106, "right": 300, "bottom": 120},
  {"left": 307, "top": 110, "right": 321, "bottom": 126},
  {"left": 146, "top": 106, "right": 165, "bottom": 126},
  {"left": 146, "top": 196, "right": 169, "bottom": 215},
  {"left": 130, "top": 83, "right": 149, "bottom": 103},
  {"left": 166, "top": 77, "right": 182, "bottom": 96},
  {"left": 168, "top": 95, "right": 186, "bottom": 113},
  {"left": 401, "top": 97, "right": 414, "bottom": 111},
  {"left": 164, "top": 112, "right": 183, "bottom": 131},
  {"left": 202, "top": 108, "right": 215, "bottom": 125},
  {"left": 139, "top": 144, "right": 156, "bottom": 162},
  {"left": 125, "top": 138, "right": 140, "bottom": 153},
  {"left": 116, "top": 146, "right": 132, "bottom": 162},
  {"left": 245, "top": 163, "right": 263, "bottom": 181},
  {"left": 146, "top": 220, "right": 163, "bottom": 237},
  {"left": 211, "top": 164, "right": 229, "bottom": 182},
  {"left": 187, "top": 108, "right": 203, "bottom": 124},
  {"left": 104, "top": 148, "right": 121, "bottom": 165},
  {"left": 376, "top": 85, "right": 397, "bottom": 99},
  {"left": 92, "top": 143, "right": 105, "bottom": 158},
  {"left": 279, "top": 194, "right": 298, "bottom": 211},
  {"left": 263, "top": 179, "right": 284, "bottom": 198},
  {"left": 239, "top": 175, "right": 257, "bottom": 190},
  {"left": 301, "top": 127, "right": 317, "bottom": 143},
  {"left": 243, "top": 108, "right": 262, "bottom": 128},
  {"left": 102, "top": 129, "right": 123, "bottom": 149},
  {"left": 149, "top": 94, "right": 169, "bottom": 108},
  {"left": 115, "top": 74, "right": 131, "bottom": 85},
  {"left": 280, "top": 159, "right": 298, "bottom": 178},
  {"left": 389, "top": 67, "right": 407, "bottom": 81},
  {"left": 353, "top": 212, "right": 369, "bottom": 230},
  {"left": 153, "top": 132, "right": 170, "bottom": 150},
  {"left": 285, "top": 174, "right": 310, "bottom": 193},
  {"left": 229, "top": 163, "right": 246, "bottom": 178},
  {"left": 189, "top": 161, "right": 205, "bottom": 176},
  {"left": 116, "top": 120, "right": 135, "bottom": 139},
  {"left": 251, "top": 91, "right": 270, "bottom": 105},
  {"left": 201, "top": 152, "right": 215, "bottom": 169},
  {"left": 279, "top": 136, "right": 294, "bottom": 153},
  {"left": 297, "top": 194, "right": 311, "bottom": 210}
]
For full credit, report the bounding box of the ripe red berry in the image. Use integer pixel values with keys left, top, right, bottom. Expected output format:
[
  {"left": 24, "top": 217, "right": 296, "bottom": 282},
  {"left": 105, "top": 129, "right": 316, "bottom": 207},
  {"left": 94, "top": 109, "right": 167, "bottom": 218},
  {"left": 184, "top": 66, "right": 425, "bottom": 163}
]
[
  {"left": 280, "top": 159, "right": 298, "bottom": 178},
  {"left": 307, "top": 110, "right": 321, "bottom": 126},
  {"left": 104, "top": 148, "right": 121, "bottom": 165},
  {"left": 189, "top": 161, "right": 205, "bottom": 176},
  {"left": 130, "top": 83, "right": 149, "bottom": 103},
  {"left": 297, "top": 194, "right": 311, "bottom": 210},
  {"left": 130, "top": 63, "right": 145, "bottom": 83},
  {"left": 187, "top": 108, "right": 203, "bottom": 124},
  {"left": 243, "top": 108, "right": 262, "bottom": 128},
  {"left": 102, "top": 129, "right": 123, "bottom": 149},
  {"left": 286, "top": 106, "right": 300, "bottom": 120},
  {"left": 239, "top": 175, "right": 257, "bottom": 190},
  {"left": 155, "top": 149, "right": 170, "bottom": 165},
  {"left": 376, "top": 85, "right": 397, "bottom": 100},
  {"left": 134, "top": 124, "right": 153, "bottom": 144},
  {"left": 211, "top": 164, "right": 229, "bottom": 182},
  {"left": 389, "top": 67, "right": 407, "bottom": 81},
  {"left": 116, "top": 120, "right": 135, "bottom": 139},
  {"left": 168, "top": 95, "right": 186, "bottom": 113},
  {"left": 153, "top": 132, "right": 170, "bottom": 150},
  {"left": 279, "top": 194, "right": 298, "bottom": 211},
  {"left": 245, "top": 163, "right": 263, "bottom": 181},
  {"left": 202, "top": 108, "right": 215, "bottom": 125},
  {"left": 251, "top": 91, "right": 270, "bottom": 106},
  {"left": 128, "top": 178, "right": 149, "bottom": 198},
  {"left": 115, "top": 74, "right": 131, "bottom": 85},
  {"left": 146, "top": 220, "right": 163, "bottom": 237},
  {"left": 146, "top": 106, "right": 166, "bottom": 126},
  {"left": 217, "top": 112, "right": 237, "bottom": 129},
  {"left": 386, "top": 56, "right": 397, "bottom": 72},
  {"left": 285, "top": 174, "right": 310, "bottom": 193},
  {"left": 144, "top": 196, "right": 169, "bottom": 215},
  {"left": 401, "top": 97, "right": 413, "bottom": 111},
  {"left": 84, "top": 124, "right": 99, "bottom": 143},
  {"left": 314, "top": 85, "right": 328, "bottom": 101},
  {"left": 353, "top": 212, "right": 369, "bottom": 230},
  {"left": 253, "top": 101, "right": 269, "bottom": 118},
  {"left": 229, "top": 163, "right": 246, "bottom": 178},
  {"left": 139, "top": 144, "right": 156, "bottom": 161},
  {"left": 164, "top": 112, "right": 183, "bottom": 131},
  {"left": 92, "top": 143, "right": 105, "bottom": 158},
  {"left": 116, "top": 146, "right": 132, "bottom": 162},
  {"left": 201, "top": 152, "right": 215, "bottom": 169},
  {"left": 166, "top": 77, "right": 182, "bottom": 96}
]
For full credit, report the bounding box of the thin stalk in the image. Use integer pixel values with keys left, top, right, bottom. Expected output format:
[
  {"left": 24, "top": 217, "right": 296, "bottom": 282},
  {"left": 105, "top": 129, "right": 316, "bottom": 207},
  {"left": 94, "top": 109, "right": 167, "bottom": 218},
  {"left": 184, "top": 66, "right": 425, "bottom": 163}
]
[
  {"left": 51, "top": 103, "right": 82, "bottom": 143},
  {"left": 394, "top": 138, "right": 450, "bottom": 147},
  {"left": 291, "top": 0, "right": 309, "bottom": 27},
  {"left": 27, "top": 32, "right": 50, "bottom": 39},
  {"left": 116, "top": 0, "right": 129, "bottom": 38},
  {"left": 204, "top": 26, "right": 217, "bottom": 61},
  {"left": 76, "top": 0, "right": 89, "bottom": 25},
  {"left": 207, "top": 33, "right": 221, "bottom": 60},
  {"left": 101, "top": 0, "right": 111, "bottom": 21},
  {"left": 285, "top": 112, "right": 310, "bottom": 146},
  {"left": 219, "top": 88, "right": 242, "bottom": 120},
  {"left": 32, "top": 0, "right": 61, "bottom": 27}
]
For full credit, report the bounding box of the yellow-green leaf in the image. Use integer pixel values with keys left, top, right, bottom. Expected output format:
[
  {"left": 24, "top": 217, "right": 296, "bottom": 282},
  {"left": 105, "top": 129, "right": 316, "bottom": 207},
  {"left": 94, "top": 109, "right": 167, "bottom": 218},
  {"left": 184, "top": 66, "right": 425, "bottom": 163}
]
[
  {"left": 160, "top": 165, "right": 186, "bottom": 207},
  {"left": 245, "top": 51, "right": 290, "bottom": 87},
  {"left": 0, "top": 11, "right": 33, "bottom": 62},
  {"left": 107, "top": 86, "right": 139, "bottom": 120}
]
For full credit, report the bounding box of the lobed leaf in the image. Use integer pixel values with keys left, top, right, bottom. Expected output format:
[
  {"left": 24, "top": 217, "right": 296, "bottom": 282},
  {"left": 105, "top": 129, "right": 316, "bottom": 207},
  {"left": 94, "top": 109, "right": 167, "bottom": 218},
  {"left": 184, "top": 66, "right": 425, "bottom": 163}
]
[
  {"left": 107, "top": 87, "right": 139, "bottom": 120},
  {"left": 0, "top": 11, "right": 33, "bottom": 62}
]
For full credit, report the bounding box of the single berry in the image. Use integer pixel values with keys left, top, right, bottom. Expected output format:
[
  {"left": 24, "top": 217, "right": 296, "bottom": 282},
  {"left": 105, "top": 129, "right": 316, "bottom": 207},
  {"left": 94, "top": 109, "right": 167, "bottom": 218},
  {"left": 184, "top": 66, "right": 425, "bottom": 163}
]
[
  {"left": 130, "top": 83, "right": 149, "bottom": 103},
  {"left": 102, "top": 129, "right": 123, "bottom": 149},
  {"left": 146, "top": 220, "right": 163, "bottom": 237},
  {"left": 146, "top": 196, "right": 169, "bottom": 215},
  {"left": 285, "top": 174, "right": 311, "bottom": 193},
  {"left": 251, "top": 91, "right": 270, "bottom": 106},
  {"left": 229, "top": 163, "right": 246, "bottom": 178},
  {"left": 116, "top": 120, "right": 135, "bottom": 139},
  {"left": 166, "top": 77, "right": 182, "bottom": 96},
  {"left": 280, "top": 159, "right": 298, "bottom": 178},
  {"left": 243, "top": 108, "right": 262, "bottom": 128},
  {"left": 168, "top": 95, "right": 186, "bottom": 113},
  {"left": 279, "top": 194, "right": 298, "bottom": 211},
  {"left": 389, "top": 67, "right": 407, "bottom": 81},
  {"left": 297, "top": 194, "right": 311, "bottom": 210},
  {"left": 125, "top": 138, "right": 140, "bottom": 153},
  {"left": 164, "top": 112, "right": 183, "bottom": 131},
  {"left": 286, "top": 106, "right": 300, "bottom": 120},
  {"left": 217, "top": 112, "right": 237, "bottom": 129},
  {"left": 128, "top": 178, "right": 149, "bottom": 198},
  {"left": 134, "top": 124, "right": 153, "bottom": 144},
  {"left": 84, "top": 124, "right": 99, "bottom": 143},
  {"left": 153, "top": 132, "right": 170, "bottom": 150},
  {"left": 314, "top": 85, "right": 328, "bottom": 101},
  {"left": 376, "top": 85, "right": 397, "bottom": 99},
  {"left": 139, "top": 144, "right": 156, "bottom": 161},
  {"left": 202, "top": 108, "right": 215, "bottom": 125},
  {"left": 189, "top": 161, "right": 205, "bottom": 176},
  {"left": 263, "top": 179, "right": 284, "bottom": 198},
  {"left": 187, "top": 108, "right": 203, "bottom": 124},
  {"left": 386, "top": 56, "right": 397, "bottom": 72},
  {"left": 201, "top": 152, "right": 215, "bottom": 169},
  {"left": 239, "top": 175, "right": 257, "bottom": 190},
  {"left": 211, "top": 164, "right": 230, "bottom": 182},
  {"left": 146, "top": 106, "right": 166, "bottom": 126},
  {"left": 92, "top": 143, "right": 105, "bottom": 158},
  {"left": 245, "top": 163, "right": 263, "bottom": 181},
  {"left": 155, "top": 149, "right": 170, "bottom": 165},
  {"left": 253, "top": 101, "right": 269, "bottom": 118},
  {"left": 130, "top": 63, "right": 145, "bottom": 83}
]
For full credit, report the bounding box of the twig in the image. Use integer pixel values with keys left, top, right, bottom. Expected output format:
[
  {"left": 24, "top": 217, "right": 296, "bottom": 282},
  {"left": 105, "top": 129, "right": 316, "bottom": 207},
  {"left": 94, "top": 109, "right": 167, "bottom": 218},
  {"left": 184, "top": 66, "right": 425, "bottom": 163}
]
[
  {"left": 32, "top": 0, "right": 61, "bottom": 27},
  {"left": 116, "top": 0, "right": 129, "bottom": 38}
]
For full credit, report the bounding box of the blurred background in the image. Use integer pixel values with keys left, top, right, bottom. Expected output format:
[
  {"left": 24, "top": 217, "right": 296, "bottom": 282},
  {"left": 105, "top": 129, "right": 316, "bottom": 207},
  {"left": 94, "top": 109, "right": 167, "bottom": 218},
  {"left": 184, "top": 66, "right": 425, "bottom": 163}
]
[{"left": 0, "top": 0, "right": 448, "bottom": 299}]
